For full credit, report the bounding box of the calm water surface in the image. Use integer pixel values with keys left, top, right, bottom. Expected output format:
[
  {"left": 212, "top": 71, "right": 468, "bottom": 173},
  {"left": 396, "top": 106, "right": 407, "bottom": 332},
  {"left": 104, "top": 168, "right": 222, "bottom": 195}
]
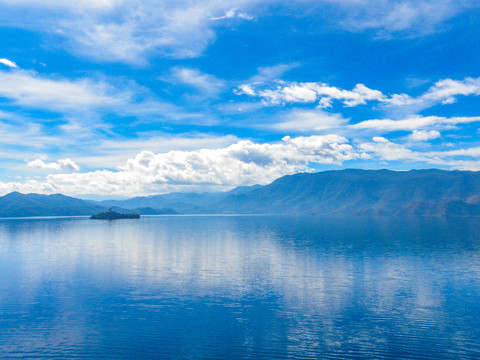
[{"left": 0, "top": 215, "right": 480, "bottom": 359}]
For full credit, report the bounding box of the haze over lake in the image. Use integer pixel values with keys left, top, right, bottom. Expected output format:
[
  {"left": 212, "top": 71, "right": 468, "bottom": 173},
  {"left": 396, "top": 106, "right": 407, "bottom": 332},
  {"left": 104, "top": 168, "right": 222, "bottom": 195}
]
[{"left": 1, "top": 215, "right": 479, "bottom": 359}]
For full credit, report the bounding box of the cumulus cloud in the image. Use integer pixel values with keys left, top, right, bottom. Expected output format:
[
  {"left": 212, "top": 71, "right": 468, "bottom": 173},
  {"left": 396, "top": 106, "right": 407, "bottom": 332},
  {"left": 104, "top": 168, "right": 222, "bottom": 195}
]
[
  {"left": 236, "top": 84, "right": 256, "bottom": 96},
  {"left": 237, "top": 81, "right": 385, "bottom": 107},
  {"left": 421, "top": 77, "right": 480, "bottom": 105},
  {"left": 6, "top": 133, "right": 480, "bottom": 196},
  {"left": 75, "top": 133, "right": 240, "bottom": 169},
  {"left": 115, "top": 134, "right": 358, "bottom": 186},
  {"left": 0, "top": 135, "right": 359, "bottom": 196},
  {"left": 408, "top": 130, "right": 441, "bottom": 141},
  {"left": 259, "top": 84, "right": 318, "bottom": 104},
  {"left": 27, "top": 158, "right": 80, "bottom": 171},
  {"left": 0, "top": 58, "right": 18, "bottom": 68},
  {"left": 237, "top": 76, "right": 480, "bottom": 112}
]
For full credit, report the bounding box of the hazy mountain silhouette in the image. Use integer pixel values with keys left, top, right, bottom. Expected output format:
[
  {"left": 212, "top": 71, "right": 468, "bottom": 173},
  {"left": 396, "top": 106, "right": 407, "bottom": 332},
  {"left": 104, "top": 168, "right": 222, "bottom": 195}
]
[
  {"left": 0, "top": 192, "right": 106, "bottom": 217},
  {"left": 2, "top": 170, "right": 480, "bottom": 217},
  {"left": 97, "top": 185, "right": 262, "bottom": 213},
  {"left": 0, "top": 192, "right": 176, "bottom": 217},
  {"left": 216, "top": 169, "right": 480, "bottom": 216}
]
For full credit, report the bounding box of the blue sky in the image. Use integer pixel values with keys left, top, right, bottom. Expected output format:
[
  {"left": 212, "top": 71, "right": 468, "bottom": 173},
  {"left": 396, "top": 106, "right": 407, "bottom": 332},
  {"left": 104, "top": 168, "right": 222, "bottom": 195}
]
[{"left": 1, "top": 0, "right": 480, "bottom": 197}]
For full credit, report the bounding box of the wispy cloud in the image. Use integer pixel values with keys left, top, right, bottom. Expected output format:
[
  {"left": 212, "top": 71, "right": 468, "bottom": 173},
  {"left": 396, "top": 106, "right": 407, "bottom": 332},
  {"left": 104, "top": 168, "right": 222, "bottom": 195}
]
[
  {"left": 243, "top": 63, "right": 300, "bottom": 84},
  {"left": 168, "top": 67, "right": 226, "bottom": 97},
  {"left": 0, "top": 68, "right": 202, "bottom": 125},
  {"left": 331, "top": 0, "right": 473, "bottom": 36},
  {"left": 0, "top": 69, "right": 213, "bottom": 175},
  {"left": 0, "top": 58, "right": 18, "bottom": 68},
  {"left": 2, "top": 1, "right": 472, "bottom": 65},
  {"left": 270, "top": 109, "right": 349, "bottom": 132},
  {"left": 210, "top": 8, "right": 255, "bottom": 21},
  {"left": 27, "top": 158, "right": 80, "bottom": 171},
  {"left": 359, "top": 136, "right": 426, "bottom": 162},
  {"left": 0, "top": 0, "right": 255, "bottom": 64},
  {"left": 0, "top": 112, "right": 69, "bottom": 151},
  {"left": 0, "top": 69, "right": 130, "bottom": 111},
  {"left": 359, "top": 136, "right": 480, "bottom": 170},
  {"left": 351, "top": 115, "right": 480, "bottom": 132}
]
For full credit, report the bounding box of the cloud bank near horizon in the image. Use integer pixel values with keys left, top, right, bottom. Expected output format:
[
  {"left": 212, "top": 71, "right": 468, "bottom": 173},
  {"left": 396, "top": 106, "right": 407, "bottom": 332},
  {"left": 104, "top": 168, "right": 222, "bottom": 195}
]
[{"left": 2, "top": 134, "right": 480, "bottom": 196}]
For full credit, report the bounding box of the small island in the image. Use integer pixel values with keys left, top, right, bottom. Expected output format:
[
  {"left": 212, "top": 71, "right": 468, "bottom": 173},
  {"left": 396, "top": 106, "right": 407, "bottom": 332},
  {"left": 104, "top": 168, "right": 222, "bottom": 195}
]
[{"left": 90, "top": 208, "right": 140, "bottom": 220}]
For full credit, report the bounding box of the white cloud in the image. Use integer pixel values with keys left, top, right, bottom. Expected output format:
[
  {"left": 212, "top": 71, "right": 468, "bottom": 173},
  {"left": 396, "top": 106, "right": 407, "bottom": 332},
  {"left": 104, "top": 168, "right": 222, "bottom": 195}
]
[
  {"left": 236, "top": 84, "right": 256, "bottom": 96},
  {"left": 210, "top": 8, "right": 255, "bottom": 21},
  {"left": 421, "top": 77, "right": 480, "bottom": 104},
  {"left": 0, "top": 58, "right": 18, "bottom": 68},
  {"left": 0, "top": 135, "right": 359, "bottom": 196},
  {"left": 427, "top": 147, "right": 480, "bottom": 158},
  {"left": 0, "top": 0, "right": 256, "bottom": 64},
  {"left": 169, "top": 67, "right": 226, "bottom": 96},
  {"left": 240, "top": 81, "right": 385, "bottom": 107},
  {"left": 358, "top": 136, "right": 480, "bottom": 169},
  {"left": 0, "top": 69, "right": 128, "bottom": 111},
  {"left": 408, "top": 130, "right": 441, "bottom": 141},
  {"left": 0, "top": 69, "right": 197, "bottom": 124},
  {"left": 259, "top": 84, "right": 318, "bottom": 104},
  {"left": 359, "top": 137, "right": 426, "bottom": 162},
  {"left": 237, "top": 76, "right": 480, "bottom": 111},
  {"left": 380, "top": 77, "right": 480, "bottom": 109},
  {"left": 27, "top": 158, "right": 80, "bottom": 171},
  {"left": 76, "top": 133, "right": 240, "bottom": 168},
  {"left": 248, "top": 63, "right": 300, "bottom": 83},
  {"left": 351, "top": 115, "right": 480, "bottom": 132},
  {"left": 5, "top": 132, "right": 480, "bottom": 196},
  {"left": 333, "top": 0, "right": 472, "bottom": 36},
  {"left": 271, "top": 110, "right": 348, "bottom": 132},
  {"left": 0, "top": 115, "right": 56, "bottom": 149},
  {"left": 0, "top": 1, "right": 476, "bottom": 64}
]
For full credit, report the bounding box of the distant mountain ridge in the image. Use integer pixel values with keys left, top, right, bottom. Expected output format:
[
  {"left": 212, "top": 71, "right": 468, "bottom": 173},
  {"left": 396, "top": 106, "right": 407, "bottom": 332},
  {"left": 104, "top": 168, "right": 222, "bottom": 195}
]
[
  {"left": 1, "top": 170, "right": 480, "bottom": 217},
  {"left": 216, "top": 169, "right": 480, "bottom": 216},
  {"left": 0, "top": 192, "right": 177, "bottom": 217},
  {"left": 0, "top": 192, "right": 105, "bottom": 217},
  {"left": 97, "top": 185, "right": 263, "bottom": 213}
]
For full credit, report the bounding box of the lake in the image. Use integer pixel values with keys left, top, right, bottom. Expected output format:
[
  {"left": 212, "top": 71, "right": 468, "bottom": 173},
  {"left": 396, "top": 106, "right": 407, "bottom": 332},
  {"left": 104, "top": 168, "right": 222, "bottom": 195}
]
[{"left": 0, "top": 215, "right": 480, "bottom": 359}]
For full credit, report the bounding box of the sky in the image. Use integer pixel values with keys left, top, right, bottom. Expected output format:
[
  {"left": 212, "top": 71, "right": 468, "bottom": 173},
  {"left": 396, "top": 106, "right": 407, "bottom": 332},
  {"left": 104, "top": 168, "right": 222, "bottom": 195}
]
[{"left": 1, "top": 0, "right": 480, "bottom": 197}]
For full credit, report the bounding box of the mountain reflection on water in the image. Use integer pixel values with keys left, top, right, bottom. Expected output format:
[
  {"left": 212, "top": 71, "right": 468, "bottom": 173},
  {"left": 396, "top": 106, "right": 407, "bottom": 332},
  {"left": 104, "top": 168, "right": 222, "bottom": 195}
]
[{"left": 0, "top": 215, "right": 479, "bottom": 359}]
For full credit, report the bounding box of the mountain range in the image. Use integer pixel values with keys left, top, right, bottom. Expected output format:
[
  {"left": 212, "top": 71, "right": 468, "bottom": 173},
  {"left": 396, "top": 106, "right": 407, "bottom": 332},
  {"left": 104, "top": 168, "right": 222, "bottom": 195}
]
[
  {"left": 0, "top": 192, "right": 177, "bottom": 217},
  {"left": 2, "top": 169, "right": 480, "bottom": 217}
]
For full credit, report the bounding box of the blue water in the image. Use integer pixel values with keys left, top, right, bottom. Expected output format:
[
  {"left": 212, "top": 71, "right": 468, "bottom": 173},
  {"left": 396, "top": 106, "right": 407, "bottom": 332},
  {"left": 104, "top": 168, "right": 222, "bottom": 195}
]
[{"left": 1, "top": 215, "right": 480, "bottom": 359}]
